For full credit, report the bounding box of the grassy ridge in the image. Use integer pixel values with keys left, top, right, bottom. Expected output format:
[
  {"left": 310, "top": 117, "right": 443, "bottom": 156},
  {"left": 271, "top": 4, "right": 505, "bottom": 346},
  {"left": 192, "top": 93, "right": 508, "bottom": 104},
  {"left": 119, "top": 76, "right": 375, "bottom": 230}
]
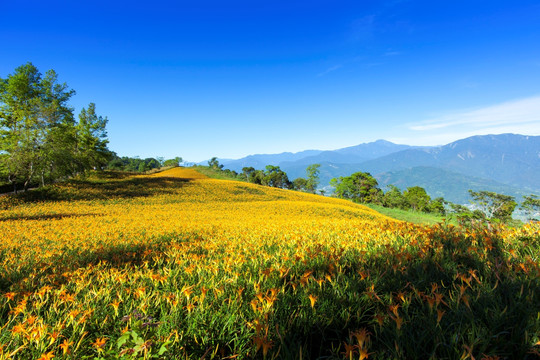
[
  {"left": 364, "top": 203, "right": 450, "bottom": 225},
  {"left": 0, "top": 168, "right": 539, "bottom": 359}
]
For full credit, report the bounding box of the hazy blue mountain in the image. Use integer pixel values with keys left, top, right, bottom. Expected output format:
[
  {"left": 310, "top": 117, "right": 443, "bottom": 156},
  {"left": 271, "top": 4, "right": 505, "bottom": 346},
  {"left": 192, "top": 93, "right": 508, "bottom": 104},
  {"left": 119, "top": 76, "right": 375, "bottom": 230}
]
[
  {"left": 376, "top": 166, "right": 533, "bottom": 204},
  {"left": 217, "top": 134, "right": 539, "bottom": 203},
  {"left": 221, "top": 139, "right": 416, "bottom": 173},
  {"left": 279, "top": 140, "right": 415, "bottom": 169},
  {"left": 221, "top": 150, "right": 323, "bottom": 172},
  {"left": 359, "top": 134, "right": 540, "bottom": 191},
  {"left": 334, "top": 139, "right": 416, "bottom": 158},
  {"left": 280, "top": 161, "right": 366, "bottom": 186}
]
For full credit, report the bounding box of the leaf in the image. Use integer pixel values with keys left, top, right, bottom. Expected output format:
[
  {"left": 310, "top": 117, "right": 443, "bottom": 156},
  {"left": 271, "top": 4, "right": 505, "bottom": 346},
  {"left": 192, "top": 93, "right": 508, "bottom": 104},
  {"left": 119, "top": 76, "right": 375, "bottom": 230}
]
[
  {"left": 117, "top": 333, "right": 130, "bottom": 349},
  {"left": 158, "top": 341, "right": 173, "bottom": 355}
]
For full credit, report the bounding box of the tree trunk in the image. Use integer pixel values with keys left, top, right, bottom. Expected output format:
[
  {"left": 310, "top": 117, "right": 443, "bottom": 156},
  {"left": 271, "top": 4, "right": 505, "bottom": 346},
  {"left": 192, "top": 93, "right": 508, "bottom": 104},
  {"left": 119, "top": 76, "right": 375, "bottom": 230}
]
[
  {"left": 23, "top": 162, "right": 35, "bottom": 192},
  {"left": 8, "top": 175, "right": 17, "bottom": 194}
]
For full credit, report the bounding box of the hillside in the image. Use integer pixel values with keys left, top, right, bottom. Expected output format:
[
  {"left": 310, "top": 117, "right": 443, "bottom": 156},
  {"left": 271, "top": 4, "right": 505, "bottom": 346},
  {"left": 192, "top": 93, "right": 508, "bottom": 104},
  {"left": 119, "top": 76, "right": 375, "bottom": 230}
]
[{"left": 1, "top": 168, "right": 539, "bottom": 359}]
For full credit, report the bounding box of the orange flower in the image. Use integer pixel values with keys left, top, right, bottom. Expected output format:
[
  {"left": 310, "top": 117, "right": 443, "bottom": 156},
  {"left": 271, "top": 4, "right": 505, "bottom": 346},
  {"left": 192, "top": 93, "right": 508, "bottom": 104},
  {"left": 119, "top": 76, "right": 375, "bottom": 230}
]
[
  {"left": 359, "top": 347, "right": 373, "bottom": 360},
  {"left": 308, "top": 294, "right": 318, "bottom": 309},
  {"left": 352, "top": 328, "right": 370, "bottom": 349},
  {"left": 92, "top": 337, "right": 107, "bottom": 352},
  {"left": 342, "top": 342, "right": 357, "bottom": 360},
  {"left": 373, "top": 313, "right": 385, "bottom": 326},
  {"left": 436, "top": 309, "right": 445, "bottom": 324},
  {"left": 37, "top": 352, "right": 55, "bottom": 360},
  {"left": 59, "top": 339, "right": 73, "bottom": 356}
]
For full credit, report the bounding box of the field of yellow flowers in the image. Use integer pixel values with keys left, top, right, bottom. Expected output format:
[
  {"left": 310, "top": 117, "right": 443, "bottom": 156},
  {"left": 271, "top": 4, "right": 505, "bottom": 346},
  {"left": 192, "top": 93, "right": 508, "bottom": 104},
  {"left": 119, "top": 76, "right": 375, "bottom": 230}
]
[{"left": 0, "top": 167, "right": 539, "bottom": 359}]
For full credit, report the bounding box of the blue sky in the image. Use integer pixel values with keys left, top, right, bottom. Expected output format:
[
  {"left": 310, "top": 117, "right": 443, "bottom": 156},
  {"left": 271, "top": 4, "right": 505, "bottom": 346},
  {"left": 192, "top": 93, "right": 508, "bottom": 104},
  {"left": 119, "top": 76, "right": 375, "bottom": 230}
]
[{"left": 2, "top": 0, "right": 540, "bottom": 162}]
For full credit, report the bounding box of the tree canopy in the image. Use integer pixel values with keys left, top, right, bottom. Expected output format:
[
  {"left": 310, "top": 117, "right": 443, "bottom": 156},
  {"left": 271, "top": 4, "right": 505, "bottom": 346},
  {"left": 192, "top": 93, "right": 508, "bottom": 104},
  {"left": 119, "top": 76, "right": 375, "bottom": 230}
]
[
  {"left": 330, "top": 172, "right": 381, "bottom": 203},
  {"left": 403, "top": 186, "right": 431, "bottom": 212},
  {"left": 520, "top": 195, "right": 540, "bottom": 221},
  {"left": 306, "top": 163, "right": 321, "bottom": 193},
  {"left": 468, "top": 190, "right": 517, "bottom": 223},
  {"left": 0, "top": 63, "right": 112, "bottom": 191}
]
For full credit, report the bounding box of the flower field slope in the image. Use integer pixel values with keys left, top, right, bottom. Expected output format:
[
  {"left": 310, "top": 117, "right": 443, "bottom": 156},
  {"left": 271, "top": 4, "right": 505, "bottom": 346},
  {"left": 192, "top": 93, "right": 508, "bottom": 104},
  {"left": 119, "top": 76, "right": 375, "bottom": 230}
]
[{"left": 0, "top": 167, "right": 539, "bottom": 359}]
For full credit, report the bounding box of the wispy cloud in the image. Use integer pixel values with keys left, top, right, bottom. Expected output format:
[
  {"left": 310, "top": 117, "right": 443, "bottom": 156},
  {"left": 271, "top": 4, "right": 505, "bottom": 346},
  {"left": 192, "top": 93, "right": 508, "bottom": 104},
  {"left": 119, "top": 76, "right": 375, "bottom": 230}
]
[
  {"left": 384, "top": 50, "right": 402, "bottom": 57},
  {"left": 391, "top": 96, "right": 540, "bottom": 146},
  {"left": 409, "top": 95, "right": 540, "bottom": 132},
  {"left": 349, "top": 15, "right": 376, "bottom": 42},
  {"left": 317, "top": 64, "right": 343, "bottom": 77}
]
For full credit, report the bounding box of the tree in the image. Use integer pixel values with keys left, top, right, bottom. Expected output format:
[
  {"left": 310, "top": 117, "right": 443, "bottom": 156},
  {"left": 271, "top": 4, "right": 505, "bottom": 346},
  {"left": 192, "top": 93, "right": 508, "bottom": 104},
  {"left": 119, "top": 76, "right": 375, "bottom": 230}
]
[
  {"left": 75, "top": 103, "right": 111, "bottom": 173},
  {"left": 428, "top": 197, "right": 446, "bottom": 215},
  {"left": 403, "top": 186, "right": 431, "bottom": 212},
  {"left": 383, "top": 185, "right": 407, "bottom": 209},
  {"left": 242, "top": 167, "right": 256, "bottom": 182},
  {"left": 293, "top": 177, "right": 308, "bottom": 192},
  {"left": 38, "top": 69, "right": 77, "bottom": 185},
  {"left": 0, "top": 63, "right": 77, "bottom": 191},
  {"left": 263, "top": 165, "right": 291, "bottom": 189},
  {"left": 468, "top": 190, "right": 516, "bottom": 223},
  {"left": 163, "top": 157, "right": 182, "bottom": 167},
  {"left": 0, "top": 63, "right": 45, "bottom": 191},
  {"left": 208, "top": 157, "right": 223, "bottom": 170},
  {"left": 251, "top": 170, "right": 265, "bottom": 185},
  {"left": 330, "top": 172, "right": 381, "bottom": 203},
  {"left": 306, "top": 164, "right": 321, "bottom": 194},
  {"left": 520, "top": 195, "right": 540, "bottom": 221},
  {"left": 447, "top": 202, "right": 486, "bottom": 226}
]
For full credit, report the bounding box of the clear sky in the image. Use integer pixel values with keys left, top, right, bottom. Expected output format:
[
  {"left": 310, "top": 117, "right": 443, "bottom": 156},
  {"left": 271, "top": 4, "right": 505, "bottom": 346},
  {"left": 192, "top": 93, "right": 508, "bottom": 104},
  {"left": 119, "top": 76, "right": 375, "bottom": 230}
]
[{"left": 2, "top": 0, "right": 540, "bottom": 162}]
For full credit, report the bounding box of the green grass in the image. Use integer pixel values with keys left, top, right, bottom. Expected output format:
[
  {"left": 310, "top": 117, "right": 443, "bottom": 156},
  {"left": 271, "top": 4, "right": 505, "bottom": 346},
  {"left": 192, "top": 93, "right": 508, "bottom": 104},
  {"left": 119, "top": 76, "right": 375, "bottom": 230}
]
[
  {"left": 365, "top": 204, "right": 453, "bottom": 225},
  {"left": 191, "top": 165, "right": 246, "bottom": 181}
]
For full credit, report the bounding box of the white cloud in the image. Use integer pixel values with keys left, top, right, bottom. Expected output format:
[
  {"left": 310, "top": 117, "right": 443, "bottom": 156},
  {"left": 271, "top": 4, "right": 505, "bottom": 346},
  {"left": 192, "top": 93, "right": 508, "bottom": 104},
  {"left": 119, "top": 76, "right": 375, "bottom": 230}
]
[
  {"left": 410, "top": 95, "right": 540, "bottom": 131},
  {"left": 391, "top": 95, "right": 540, "bottom": 145}
]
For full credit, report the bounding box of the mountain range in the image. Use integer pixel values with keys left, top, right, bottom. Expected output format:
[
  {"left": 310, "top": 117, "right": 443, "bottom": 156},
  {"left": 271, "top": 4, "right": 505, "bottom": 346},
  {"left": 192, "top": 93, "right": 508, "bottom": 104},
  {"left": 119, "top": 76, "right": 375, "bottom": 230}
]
[{"left": 216, "top": 134, "right": 540, "bottom": 204}]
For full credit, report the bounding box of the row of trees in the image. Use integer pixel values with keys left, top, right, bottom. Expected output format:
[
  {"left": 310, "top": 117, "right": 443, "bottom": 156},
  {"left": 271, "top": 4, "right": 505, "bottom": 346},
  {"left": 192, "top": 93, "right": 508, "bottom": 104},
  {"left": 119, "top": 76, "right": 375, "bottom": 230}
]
[
  {"left": 206, "top": 158, "right": 322, "bottom": 193},
  {"left": 107, "top": 156, "right": 182, "bottom": 173},
  {"left": 0, "top": 63, "right": 110, "bottom": 192},
  {"left": 240, "top": 163, "right": 321, "bottom": 192},
  {"left": 330, "top": 171, "right": 540, "bottom": 223},
  {"left": 330, "top": 172, "right": 446, "bottom": 214}
]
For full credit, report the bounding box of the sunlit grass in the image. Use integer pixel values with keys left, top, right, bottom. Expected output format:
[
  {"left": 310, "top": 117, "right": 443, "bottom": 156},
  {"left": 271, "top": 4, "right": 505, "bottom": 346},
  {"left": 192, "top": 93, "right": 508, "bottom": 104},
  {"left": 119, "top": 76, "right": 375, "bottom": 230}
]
[{"left": 364, "top": 203, "right": 452, "bottom": 225}]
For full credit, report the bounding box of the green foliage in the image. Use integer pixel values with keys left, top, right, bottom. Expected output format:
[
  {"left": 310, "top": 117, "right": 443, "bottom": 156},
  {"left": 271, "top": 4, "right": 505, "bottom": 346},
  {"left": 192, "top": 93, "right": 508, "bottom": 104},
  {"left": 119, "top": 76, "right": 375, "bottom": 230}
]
[
  {"left": 428, "top": 197, "right": 446, "bottom": 215},
  {"left": 193, "top": 165, "right": 242, "bottom": 181},
  {"left": 262, "top": 165, "right": 291, "bottom": 189},
  {"left": 383, "top": 185, "right": 408, "bottom": 209},
  {"left": 0, "top": 63, "right": 111, "bottom": 191},
  {"left": 75, "top": 103, "right": 112, "bottom": 173},
  {"left": 306, "top": 163, "right": 321, "bottom": 193},
  {"left": 366, "top": 204, "right": 451, "bottom": 225},
  {"left": 446, "top": 203, "right": 486, "bottom": 226},
  {"left": 107, "top": 156, "right": 163, "bottom": 173},
  {"left": 468, "top": 190, "right": 517, "bottom": 223},
  {"left": 331, "top": 172, "right": 382, "bottom": 203},
  {"left": 403, "top": 186, "right": 431, "bottom": 212},
  {"left": 163, "top": 157, "right": 182, "bottom": 167},
  {"left": 242, "top": 166, "right": 255, "bottom": 181},
  {"left": 521, "top": 194, "right": 540, "bottom": 221},
  {"left": 208, "top": 157, "right": 223, "bottom": 170},
  {"left": 224, "top": 164, "right": 292, "bottom": 189},
  {"left": 292, "top": 177, "right": 309, "bottom": 192}
]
